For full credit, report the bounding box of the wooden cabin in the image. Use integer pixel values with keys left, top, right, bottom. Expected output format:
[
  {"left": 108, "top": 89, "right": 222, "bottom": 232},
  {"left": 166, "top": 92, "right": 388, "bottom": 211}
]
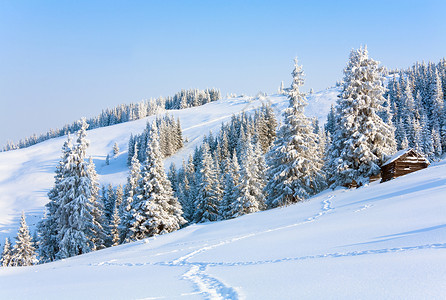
[{"left": 381, "top": 148, "right": 430, "bottom": 182}]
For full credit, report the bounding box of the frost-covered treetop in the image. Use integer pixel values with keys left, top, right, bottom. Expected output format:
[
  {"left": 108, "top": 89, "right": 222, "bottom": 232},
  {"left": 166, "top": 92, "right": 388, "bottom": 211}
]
[
  {"left": 75, "top": 118, "right": 90, "bottom": 160},
  {"left": 288, "top": 57, "right": 307, "bottom": 113},
  {"left": 340, "top": 46, "right": 386, "bottom": 109}
]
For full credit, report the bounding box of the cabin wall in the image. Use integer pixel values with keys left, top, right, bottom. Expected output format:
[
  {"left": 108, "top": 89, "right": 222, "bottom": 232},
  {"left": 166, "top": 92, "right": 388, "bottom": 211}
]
[
  {"left": 381, "top": 163, "right": 395, "bottom": 182},
  {"left": 394, "top": 161, "right": 428, "bottom": 177},
  {"left": 381, "top": 155, "right": 428, "bottom": 182}
]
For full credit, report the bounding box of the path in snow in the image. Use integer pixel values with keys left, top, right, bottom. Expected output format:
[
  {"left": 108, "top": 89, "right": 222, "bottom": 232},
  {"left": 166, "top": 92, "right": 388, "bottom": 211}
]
[{"left": 87, "top": 194, "right": 337, "bottom": 299}]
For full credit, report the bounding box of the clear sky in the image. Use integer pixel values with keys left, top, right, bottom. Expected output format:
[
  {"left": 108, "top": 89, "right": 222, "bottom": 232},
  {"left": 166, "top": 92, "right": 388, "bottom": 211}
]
[{"left": 0, "top": 0, "right": 445, "bottom": 147}]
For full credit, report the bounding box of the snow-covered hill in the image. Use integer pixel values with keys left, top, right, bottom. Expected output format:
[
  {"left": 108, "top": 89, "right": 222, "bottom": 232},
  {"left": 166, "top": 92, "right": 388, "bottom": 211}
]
[
  {"left": 0, "top": 88, "right": 338, "bottom": 245},
  {"left": 0, "top": 87, "right": 445, "bottom": 298},
  {"left": 1, "top": 156, "right": 445, "bottom": 299}
]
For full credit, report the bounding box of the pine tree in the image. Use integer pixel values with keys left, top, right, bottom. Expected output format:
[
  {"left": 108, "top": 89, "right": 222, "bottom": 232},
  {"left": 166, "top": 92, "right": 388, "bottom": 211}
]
[
  {"left": 220, "top": 152, "right": 241, "bottom": 220},
  {"left": 104, "top": 184, "right": 116, "bottom": 223},
  {"left": 105, "top": 154, "right": 110, "bottom": 165},
  {"left": 1, "top": 238, "right": 12, "bottom": 267},
  {"left": 55, "top": 119, "right": 104, "bottom": 259},
  {"left": 265, "top": 58, "right": 326, "bottom": 208},
  {"left": 113, "top": 142, "right": 120, "bottom": 157},
  {"left": 420, "top": 111, "right": 434, "bottom": 159},
  {"left": 167, "top": 163, "right": 178, "bottom": 194},
  {"left": 10, "top": 213, "right": 37, "bottom": 266},
  {"left": 127, "top": 134, "right": 136, "bottom": 166},
  {"left": 430, "top": 70, "right": 444, "bottom": 130},
  {"left": 37, "top": 134, "right": 73, "bottom": 263},
  {"left": 257, "top": 104, "right": 278, "bottom": 153},
  {"left": 230, "top": 137, "right": 265, "bottom": 217},
  {"left": 193, "top": 143, "right": 220, "bottom": 223},
  {"left": 325, "top": 105, "right": 337, "bottom": 136},
  {"left": 110, "top": 206, "right": 121, "bottom": 246},
  {"left": 279, "top": 81, "right": 285, "bottom": 94},
  {"left": 115, "top": 184, "right": 124, "bottom": 210},
  {"left": 175, "top": 117, "right": 184, "bottom": 150},
  {"left": 180, "top": 155, "right": 196, "bottom": 223},
  {"left": 120, "top": 148, "right": 141, "bottom": 242},
  {"left": 432, "top": 127, "right": 442, "bottom": 159},
  {"left": 126, "top": 123, "right": 185, "bottom": 241},
  {"left": 327, "top": 47, "right": 396, "bottom": 187},
  {"left": 87, "top": 157, "right": 106, "bottom": 251}
]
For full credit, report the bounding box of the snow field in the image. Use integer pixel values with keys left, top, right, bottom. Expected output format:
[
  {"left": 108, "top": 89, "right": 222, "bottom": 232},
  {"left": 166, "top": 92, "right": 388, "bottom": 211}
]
[{"left": 1, "top": 158, "right": 445, "bottom": 299}]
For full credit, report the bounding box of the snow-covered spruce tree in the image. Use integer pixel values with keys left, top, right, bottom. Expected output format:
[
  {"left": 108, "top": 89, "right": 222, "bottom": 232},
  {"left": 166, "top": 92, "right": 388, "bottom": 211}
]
[
  {"left": 167, "top": 163, "right": 178, "bottom": 194},
  {"left": 37, "top": 135, "right": 73, "bottom": 263},
  {"left": 88, "top": 157, "right": 107, "bottom": 250},
  {"left": 256, "top": 103, "right": 278, "bottom": 153},
  {"left": 179, "top": 155, "right": 197, "bottom": 223},
  {"left": 219, "top": 152, "right": 241, "bottom": 220},
  {"left": 327, "top": 47, "right": 396, "bottom": 187},
  {"left": 229, "top": 136, "right": 265, "bottom": 218},
  {"left": 120, "top": 147, "right": 141, "bottom": 242},
  {"left": 115, "top": 184, "right": 124, "bottom": 208},
  {"left": 325, "top": 105, "right": 337, "bottom": 137},
  {"left": 125, "top": 123, "right": 185, "bottom": 241},
  {"left": 1, "top": 238, "right": 12, "bottom": 267},
  {"left": 113, "top": 142, "right": 120, "bottom": 157},
  {"left": 103, "top": 184, "right": 116, "bottom": 224},
  {"left": 10, "top": 213, "right": 37, "bottom": 266},
  {"left": 110, "top": 206, "right": 121, "bottom": 246},
  {"left": 193, "top": 143, "right": 221, "bottom": 223},
  {"left": 265, "top": 58, "right": 326, "bottom": 208},
  {"left": 55, "top": 119, "right": 105, "bottom": 259}
]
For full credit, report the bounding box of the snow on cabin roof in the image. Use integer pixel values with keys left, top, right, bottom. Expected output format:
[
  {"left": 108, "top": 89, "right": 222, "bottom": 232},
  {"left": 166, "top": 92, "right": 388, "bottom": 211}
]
[{"left": 382, "top": 148, "right": 429, "bottom": 167}]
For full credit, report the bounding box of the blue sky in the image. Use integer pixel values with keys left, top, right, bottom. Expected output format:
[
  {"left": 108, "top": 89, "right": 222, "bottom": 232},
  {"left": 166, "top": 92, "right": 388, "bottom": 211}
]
[{"left": 0, "top": 0, "right": 445, "bottom": 146}]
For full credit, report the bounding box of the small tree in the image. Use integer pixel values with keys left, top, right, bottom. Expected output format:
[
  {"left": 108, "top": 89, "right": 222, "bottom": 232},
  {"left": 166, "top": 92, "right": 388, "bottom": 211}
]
[
  {"left": 230, "top": 137, "right": 264, "bottom": 217},
  {"left": 1, "top": 238, "right": 12, "bottom": 267},
  {"left": 113, "top": 142, "right": 120, "bottom": 157},
  {"left": 120, "top": 148, "right": 141, "bottom": 243},
  {"left": 219, "top": 152, "right": 240, "bottom": 220},
  {"left": 110, "top": 206, "right": 121, "bottom": 246},
  {"left": 193, "top": 143, "right": 221, "bottom": 223},
  {"left": 10, "top": 213, "right": 37, "bottom": 266}
]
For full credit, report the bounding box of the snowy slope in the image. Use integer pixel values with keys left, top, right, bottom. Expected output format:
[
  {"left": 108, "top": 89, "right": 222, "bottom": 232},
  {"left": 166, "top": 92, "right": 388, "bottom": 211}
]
[
  {"left": 0, "top": 88, "right": 338, "bottom": 244},
  {"left": 0, "top": 159, "right": 445, "bottom": 299},
  {"left": 0, "top": 86, "right": 445, "bottom": 299}
]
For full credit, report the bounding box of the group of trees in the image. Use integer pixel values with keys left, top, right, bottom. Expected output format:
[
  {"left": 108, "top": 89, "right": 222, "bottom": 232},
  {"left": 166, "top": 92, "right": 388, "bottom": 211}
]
[
  {"left": 127, "top": 114, "right": 183, "bottom": 165},
  {"left": 385, "top": 60, "right": 446, "bottom": 160},
  {"left": 168, "top": 58, "right": 328, "bottom": 221},
  {"left": 119, "top": 124, "right": 185, "bottom": 242},
  {"left": 1, "top": 213, "right": 37, "bottom": 267},
  {"left": 4, "top": 118, "right": 186, "bottom": 265},
  {"left": 168, "top": 104, "right": 278, "bottom": 222},
  {"left": 2, "top": 88, "right": 220, "bottom": 152},
  {"left": 165, "top": 88, "right": 221, "bottom": 109},
  {"left": 326, "top": 59, "right": 446, "bottom": 164}
]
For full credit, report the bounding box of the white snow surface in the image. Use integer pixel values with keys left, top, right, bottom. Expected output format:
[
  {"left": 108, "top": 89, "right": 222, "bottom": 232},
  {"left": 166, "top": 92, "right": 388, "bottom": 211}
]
[{"left": 4, "top": 88, "right": 445, "bottom": 298}]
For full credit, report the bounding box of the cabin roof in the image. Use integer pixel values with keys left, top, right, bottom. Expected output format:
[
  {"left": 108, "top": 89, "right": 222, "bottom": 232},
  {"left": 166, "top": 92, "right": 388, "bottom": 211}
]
[{"left": 382, "top": 148, "right": 429, "bottom": 167}]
